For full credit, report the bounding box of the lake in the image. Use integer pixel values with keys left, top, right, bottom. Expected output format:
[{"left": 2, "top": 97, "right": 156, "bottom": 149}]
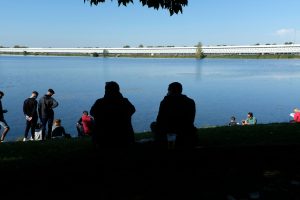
[{"left": 0, "top": 55, "right": 300, "bottom": 141}]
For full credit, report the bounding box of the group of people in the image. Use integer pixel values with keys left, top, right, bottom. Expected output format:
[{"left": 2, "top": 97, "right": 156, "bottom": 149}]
[
  {"left": 1, "top": 81, "right": 197, "bottom": 149},
  {"left": 1, "top": 81, "right": 300, "bottom": 149},
  {"left": 228, "top": 112, "right": 257, "bottom": 126},
  {"left": 0, "top": 89, "right": 68, "bottom": 142},
  {"left": 228, "top": 108, "right": 300, "bottom": 127},
  {"left": 22, "top": 89, "right": 68, "bottom": 141}
]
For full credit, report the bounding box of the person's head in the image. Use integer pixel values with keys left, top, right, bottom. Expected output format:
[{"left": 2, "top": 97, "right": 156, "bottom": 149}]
[
  {"left": 248, "top": 112, "right": 253, "bottom": 118},
  {"left": 168, "top": 82, "right": 182, "bottom": 95},
  {"left": 105, "top": 81, "right": 120, "bottom": 95},
  {"left": 231, "top": 116, "right": 236, "bottom": 121},
  {"left": 47, "top": 88, "right": 55, "bottom": 96},
  {"left": 31, "top": 91, "right": 39, "bottom": 98},
  {"left": 54, "top": 119, "right": 61, "bottom": 126},
  {"left": 294, "top": 108, "right": 300, "bottom": 113},
  {"left": 83, "top": 111, "right": 88, "bottom": 115},
  {"left": 0, "top": 91, "right": 4, "bottom": 99}
]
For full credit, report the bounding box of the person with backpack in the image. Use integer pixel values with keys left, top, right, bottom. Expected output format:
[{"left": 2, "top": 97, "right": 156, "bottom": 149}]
[
  {"left": 38, "top": 89, "right": 58, "bottom": 140},
  {"left": 23, "top": 91, "right": 39, "bottom": 141}
]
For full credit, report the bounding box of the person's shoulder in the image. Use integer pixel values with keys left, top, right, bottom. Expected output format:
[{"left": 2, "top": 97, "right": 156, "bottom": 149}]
[
  {"left": 183, "top": 95, "right": 195, "bottom": 104},
  {"left": 24, "top": 98, "right": 30, "bottom": 103},
  {"left": 95, "top": 98, "right": 104, "bottom": 102}
]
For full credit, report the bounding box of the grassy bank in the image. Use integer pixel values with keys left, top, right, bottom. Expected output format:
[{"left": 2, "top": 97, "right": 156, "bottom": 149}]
[
  {"left": 1, "top": 123, "right": 300, "bottom": 164},
  {"left": 1, "top": 123, "right": 300, "bottom": 198}
]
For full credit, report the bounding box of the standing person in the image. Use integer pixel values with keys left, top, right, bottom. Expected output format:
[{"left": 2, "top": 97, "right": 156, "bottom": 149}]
[
  {"left": 23, "top": 91, "right": 39, "bottom": 141},
  {"left": 151, "top": 82, "right": 198, "bottom": 149},
  {"left": 38, "top": 89, "right": 58, "bottom": 140},
  {"left": 90, "top": 81, "right": 135, "bottom": 148},
  {"left": 0, "top": 91, "right": 10, "bottom": 142}
]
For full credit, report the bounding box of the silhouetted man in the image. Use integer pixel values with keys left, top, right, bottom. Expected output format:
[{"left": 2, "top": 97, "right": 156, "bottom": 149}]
[
  {"left": 151, "top": 82, "right": 198, "bottom": 149},
  {"left": 38, "top": 89, "right": 58, "bottom": 140},
  {"left": 23, "top": 91, "right": 39, "bottom": 141},
  {"left": 0, "top": 91, "right": 10, "bottom": 142},
  {"left": 90, "top": 81, "right": 135, "bottom": 148}
]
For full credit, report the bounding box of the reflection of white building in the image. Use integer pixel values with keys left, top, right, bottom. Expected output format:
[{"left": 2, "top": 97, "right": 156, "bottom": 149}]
[{"left": 1, "top": 44, "right": 300, "bottom": 55}]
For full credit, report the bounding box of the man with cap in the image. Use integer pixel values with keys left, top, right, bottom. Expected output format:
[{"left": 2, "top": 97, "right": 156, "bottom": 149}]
[{"left": 38, "top": 89, "right": 58, "bottom": 140}]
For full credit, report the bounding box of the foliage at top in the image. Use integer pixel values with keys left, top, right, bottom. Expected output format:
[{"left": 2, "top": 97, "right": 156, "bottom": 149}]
[{"left": 84, "top": 0, "right": 188, "bottom": 15}]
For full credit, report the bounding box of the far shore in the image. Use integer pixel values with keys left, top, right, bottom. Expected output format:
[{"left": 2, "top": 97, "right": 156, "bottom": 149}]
[{"left": 1, "top": 52, "right": 300, "bottom": 59}]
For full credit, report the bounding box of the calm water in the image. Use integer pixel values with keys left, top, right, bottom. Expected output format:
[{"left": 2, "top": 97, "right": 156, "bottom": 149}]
[{"left": 0, "top": 55, "right": 300, "bottom": 141}]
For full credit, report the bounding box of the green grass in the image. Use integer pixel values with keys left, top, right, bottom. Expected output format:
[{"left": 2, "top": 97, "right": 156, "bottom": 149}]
[{"left": 1, "top": 123, "right": 300, "bottom": 165}]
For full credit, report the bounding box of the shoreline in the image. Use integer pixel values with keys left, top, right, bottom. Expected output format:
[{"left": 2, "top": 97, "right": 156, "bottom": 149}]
[{"left": 2, "top": 52, "right": 300, "bottom": 59}]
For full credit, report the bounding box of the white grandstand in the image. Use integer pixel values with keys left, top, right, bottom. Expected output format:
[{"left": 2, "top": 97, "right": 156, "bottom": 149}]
[{"left": 1, "top": 44, "right": 300, "bottom": 55}]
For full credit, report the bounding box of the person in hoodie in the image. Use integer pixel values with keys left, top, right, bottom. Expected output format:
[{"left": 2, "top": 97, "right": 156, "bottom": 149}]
[
  {"left": 23, "top": 91, "right": 39, "bottom": 141},
  {"left": 38, "top": 89, "right": 58, "bottom": 140},
  {"left": 90, "top": 81, "right": 135, "bottom": 148},
  {"left": 151, "top": 82, "right": 198, "bottom": 149}
]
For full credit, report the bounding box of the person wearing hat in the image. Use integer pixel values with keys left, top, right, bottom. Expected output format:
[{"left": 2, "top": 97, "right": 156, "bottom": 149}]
[
  {"left": 38, "top": 89, "right": 58, "bottom": 140},
  {"left": 0, "top": 91, "right": 10, "bottom": 142},
  {"left": 290, "top": 108, "right": 300, "bottom": 123}
]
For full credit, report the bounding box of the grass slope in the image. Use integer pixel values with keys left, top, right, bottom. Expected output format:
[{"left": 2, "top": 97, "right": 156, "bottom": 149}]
[{"left": 1, "top": 123, "right": 300, "bottom": 199}]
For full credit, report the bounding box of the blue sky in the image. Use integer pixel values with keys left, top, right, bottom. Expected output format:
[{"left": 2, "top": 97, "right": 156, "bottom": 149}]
[{"left": 1, "top": 0, "right": 299, "bottom": 47}]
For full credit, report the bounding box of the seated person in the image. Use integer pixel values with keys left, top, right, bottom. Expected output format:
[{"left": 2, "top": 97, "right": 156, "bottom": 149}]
[
  {"left": 290, "top": 108, "right": 300, "bottom": 123},
  {"left": 242, "top": 112, "right": 257, "bottom": 125},
  {"left": 151, "top": 82, "right": 198, "bottom": 149},
  {"left": 76, "top": 111, "right": 94, "bottom": 137},
  {"left": 228, "top": 116, "right": 239, "bottom": 126},
  {"left": 52, "top": 119, "right": 70, "bottom": 139}
]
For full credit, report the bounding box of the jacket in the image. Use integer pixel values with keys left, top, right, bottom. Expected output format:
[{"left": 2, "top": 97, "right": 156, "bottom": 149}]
[{"left": 38, "top": 95, "right": 58, "bottom": 118}]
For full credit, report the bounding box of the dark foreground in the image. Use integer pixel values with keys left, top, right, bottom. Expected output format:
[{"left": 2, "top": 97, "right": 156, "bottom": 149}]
[{"left": 2, "top": 143, "right": 300, "bottom": 199}]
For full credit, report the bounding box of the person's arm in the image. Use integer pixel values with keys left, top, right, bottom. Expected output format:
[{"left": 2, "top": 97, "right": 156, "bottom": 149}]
[
  {"left": 30, "top": 100, "right": 38, "bottom": 118},
  {"left": 38, "top": 98, "right": 42, "bottom": 119},
  {"left": 124, "top": 98, "right": 135, "bottom": 116},
  {"left": 62, "top": 127, "right": 66, "bottom": 136},
  {"left": 23, "top": 100, "right": 27, "bottom": 116},
  {"left": 51, "top": 98, "right": 58, "bottom": 109},
  {"left": 77, "top": 117, "right": 82, "bottom": 124},
  {"left": 0, "top": 101, "right": 7, "bottom": 114}
]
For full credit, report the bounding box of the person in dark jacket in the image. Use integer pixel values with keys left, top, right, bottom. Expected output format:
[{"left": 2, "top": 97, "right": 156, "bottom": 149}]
[
  {"left": 38, "top": 89, "right": 58, "bottom": 140},
  {"left": 23, "top": 91, "right": 39, "bottom": 141},
  {"left": 51, "top": 119, "right": 70, "bottom": 139},
  {"left": 0, "top": 91, "right": 10, "bottom": 142},
  {"left": 90, "top": 81, "right": 135, "bottom": 148},
  {"left": 151, "top": 82, "right": 198, "bottom": 149}
]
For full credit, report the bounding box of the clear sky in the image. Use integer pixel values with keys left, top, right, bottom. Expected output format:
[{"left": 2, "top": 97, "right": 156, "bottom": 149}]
[{"left": 1, "top": 0, "right": 300, "bottom": 47}]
